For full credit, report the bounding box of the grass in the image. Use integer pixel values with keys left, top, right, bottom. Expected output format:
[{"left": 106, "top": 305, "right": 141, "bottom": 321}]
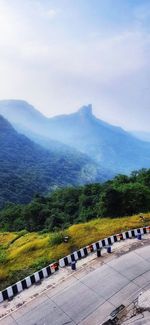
[{"left": 0, "top": 213, "right": 150, "bottom": 290}]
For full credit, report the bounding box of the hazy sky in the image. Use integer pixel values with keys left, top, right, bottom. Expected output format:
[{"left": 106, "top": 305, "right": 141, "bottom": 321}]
[{"left": 0, "top": 0, "right": 150, "bottom": 131}]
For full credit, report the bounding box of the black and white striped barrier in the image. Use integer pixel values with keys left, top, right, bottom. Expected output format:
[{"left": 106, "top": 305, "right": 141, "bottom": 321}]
[
  {"left": 59, "top": 226, "right": 150, "bottom": 267},
  {"left": 0, "top": 226, "right": 150, "bottom": 303},
  {"left": 0, "top": 262, "right": 59, "bottom": 303}
]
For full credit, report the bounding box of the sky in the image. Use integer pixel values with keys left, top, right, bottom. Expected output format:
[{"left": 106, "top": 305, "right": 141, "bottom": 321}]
[{"left": 0, "top": 0, "right": 150, "bottom": 131}]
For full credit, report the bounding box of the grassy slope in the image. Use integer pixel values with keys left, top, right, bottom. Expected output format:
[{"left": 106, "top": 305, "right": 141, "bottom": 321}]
[{"left": 0, "top": 213, "right": 150, "bottom": 290}]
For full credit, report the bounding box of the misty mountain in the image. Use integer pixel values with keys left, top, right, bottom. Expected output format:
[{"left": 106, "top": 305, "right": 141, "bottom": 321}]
[
  {"left": 0, "top": 100, "right": 49, "bottom": 136},
  {"left": 0, "top": 115, "right": 109, "bottom": 207},
  {"left": 0, "top": 99, "right": 47, "bottom": 134},
  {"left": 0, "top": 100, "right": 91, "bottom": 156},
  {"left": 47, "top": 105, "right": 150, "bottom": 173},
  {"left": 1, "top": 100, "right": 150, "bottom": 174}
]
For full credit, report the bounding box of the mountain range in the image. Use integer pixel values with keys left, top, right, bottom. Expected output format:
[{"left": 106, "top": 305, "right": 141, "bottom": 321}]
[
  {"left": 0, "top": 115, "right": 109, "bottom": 207},
  {"left": 1, "top": 100, "right": 150, "bottom": 174}
]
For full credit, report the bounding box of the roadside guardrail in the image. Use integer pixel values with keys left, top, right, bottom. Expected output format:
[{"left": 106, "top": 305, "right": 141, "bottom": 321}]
[{"left": 0, "top": 225, "right": 150, "bottom": 303}]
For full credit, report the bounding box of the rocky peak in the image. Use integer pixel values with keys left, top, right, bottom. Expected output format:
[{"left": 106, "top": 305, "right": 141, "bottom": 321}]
[{"left": 78, "top": 104, "right": 93, "bottom": 117}]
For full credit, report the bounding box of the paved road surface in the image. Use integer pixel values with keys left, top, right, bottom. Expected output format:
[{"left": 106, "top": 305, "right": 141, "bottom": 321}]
[{"left": 1, "top": 245, "right": 150, "bottom": 325}]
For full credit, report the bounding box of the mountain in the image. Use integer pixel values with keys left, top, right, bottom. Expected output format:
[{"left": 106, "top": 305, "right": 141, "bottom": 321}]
[
  {"left": 0, "top": 115, "right": 109, "bottom": 207},
  {"left": 1, "top": 100, "right": 150, "bottom": 174},
  {"left": 47, "top": 105, "right": 150, "bottom": 173},
  {"left": 0, "top": 100, "right": 93, "bottom": 156},
  {"left": 0, "top": 100, "right": 49, "bottom": 137}
]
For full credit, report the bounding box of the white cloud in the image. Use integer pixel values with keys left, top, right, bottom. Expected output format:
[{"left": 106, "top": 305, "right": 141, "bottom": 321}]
[{"left": 17, "top": 31, "right": 148, "bottom": 76}]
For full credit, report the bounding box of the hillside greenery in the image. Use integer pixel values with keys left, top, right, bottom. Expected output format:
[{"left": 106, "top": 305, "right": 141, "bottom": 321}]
[
  {"left": 0, "top": 214, "right": 149, "bottom": 291},
  {"left": 1, "top": 168, "right": 150, "bottom": 232},
  {"left": 0, "top": 115, "right": 109, "bottom": 208}
]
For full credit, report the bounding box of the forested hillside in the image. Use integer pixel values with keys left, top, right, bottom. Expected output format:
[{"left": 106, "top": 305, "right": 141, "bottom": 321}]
[
  {"left": 1, "top": 168, "right": 150, "bottom": 232},
  {"left": 0, "top": 115, "right": 109, "bottom": 207}
]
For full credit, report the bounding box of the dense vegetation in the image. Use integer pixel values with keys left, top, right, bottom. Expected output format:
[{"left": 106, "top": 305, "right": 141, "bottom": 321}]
[
  {"left": 1, "top": 168, "right": 150, "bottom": 232},
  {"left": 0, "top": 214, "right": 149, "bottom": 290},
  {"left": 0, "top": 115, "right": 109, "bottom": 208}
]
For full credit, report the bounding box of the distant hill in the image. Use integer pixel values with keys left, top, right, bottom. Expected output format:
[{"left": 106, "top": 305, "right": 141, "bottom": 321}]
[
  {"left": 46, "top": 105, "right": 150, "bottom": 173},
  {"left": 0, "top": 100, "right": 49, "bottom": 136},
  {"left": 1, "top": 100, "right": 150, "bottom": 174},
  {"left": 0, "top": 115, "right": 109, "bottom": 207}
]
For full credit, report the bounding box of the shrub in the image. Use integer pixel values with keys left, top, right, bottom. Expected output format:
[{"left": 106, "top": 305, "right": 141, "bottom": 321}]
[
  {"left": 0, "top": 249, "right": 7, "bottom": 264},
  {"left": 31, "top": 257, "right": 52, "bottom": 270},
  {"left": 49, "top": 231, "right": 68, "bottom": 246}
]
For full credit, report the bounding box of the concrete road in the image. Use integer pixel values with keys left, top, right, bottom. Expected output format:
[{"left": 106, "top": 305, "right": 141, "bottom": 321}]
[{"left": 1, "top": 245, "right": 150, "bottom": 325}]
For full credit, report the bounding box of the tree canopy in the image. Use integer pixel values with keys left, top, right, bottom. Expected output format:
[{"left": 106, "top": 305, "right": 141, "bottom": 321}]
[{"left": 1, "top": 168, "right": 150, "bottom": 232}]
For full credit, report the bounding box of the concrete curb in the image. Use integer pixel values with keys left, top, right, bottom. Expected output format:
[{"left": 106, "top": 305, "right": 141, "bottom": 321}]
[
  {"left": 0, "top": 225, "right": 150, "bottom": 303},
  {"left": 59, "top": 226, "right": 150, "bottom": 267},
  {"left": 0, "top": 262, "right": 59, "bottom": 303}
]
